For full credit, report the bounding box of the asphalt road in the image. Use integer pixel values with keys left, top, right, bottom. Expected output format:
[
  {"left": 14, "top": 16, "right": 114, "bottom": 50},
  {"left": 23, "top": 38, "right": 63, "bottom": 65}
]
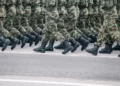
[{"left": 0, "top": 43, "right": 120, "bottom": 86}]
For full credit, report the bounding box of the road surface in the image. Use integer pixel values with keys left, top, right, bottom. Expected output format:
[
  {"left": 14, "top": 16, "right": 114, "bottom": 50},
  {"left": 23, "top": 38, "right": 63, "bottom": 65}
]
[{"left": 0, "top": 43, "right": 120, "bottom": 86}]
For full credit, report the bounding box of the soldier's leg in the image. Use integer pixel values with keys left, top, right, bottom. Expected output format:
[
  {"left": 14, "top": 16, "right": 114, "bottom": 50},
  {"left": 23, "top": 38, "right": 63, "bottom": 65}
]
[
  {"left": 54, "top": 29, "right": 69, "bottom": 50},
  {"left": 8, "top": 36, "right": 19, "bottom": 50},
  {"left": 86, "top": 32, "right": 107, "bottom": 56},
  {"left": 107, "top": 30, "right": 120, "bottom": 57},
  {"left": 30, "top": 32, "right": 42, "bottom": 45},
  {"left": 45, "top": 37, "right": 55, "bottom": 51},
  {"left": 25, "top": 33, "right": 35, "bottom": 46},
  {"left": 99, "top": 35, "right": 113, "bottom": 54},
  {"left": 18, "top": 35, "right": 29, "bottom": 48},
  {"left": 53, "top": 29, "right": 72, "bottom": 54},
  {"left": 62, "top": 40, "right": 73, "bottom": 54},
  {"left": 0, "top": 36, "right": 10, "bottom": 51},
  {"left": 33, "top": 34, "right": 49, "bottom": 53},
  {"left": 112, "top": 18, "right": 120, "bottom": 50},
  {"left": 0, "top": 20, "right": 10, "bottom": 51}
]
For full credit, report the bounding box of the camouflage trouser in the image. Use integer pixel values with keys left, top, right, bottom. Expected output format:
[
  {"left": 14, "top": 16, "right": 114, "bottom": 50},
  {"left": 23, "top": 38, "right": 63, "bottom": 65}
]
[
  {"left": 33, "top": 26, "right": 42, "bottom": 35},
  {"left": 43, "top": 30, "right": 64, "bottom": 42},
  {"left": 95, "top": 30, "right": 120, "bottom": 46},
  {"left": 116, "top": 17, "right": 120, "bottom": 30},
  {"left": 43, "top": 22, "right": 64, "bottom": 41},
  {"left": 0, "top": 29, "right": 11, "bottom": 38},
  {"left": 78, "top": 18, "right": 91, "bottom": 36},
  {"left": 9, "top": 28, "right": 21, "bottom": 37},
  {"left": 106, "top": 30, "right": 120, "bottom": 45},
  {"left": 66, "top": 21, "right": 82, "bottom": 39},
  {"left": 14, "top": 16, "right": 27, "bottom": 34},
  {"left": 59, "top": 28, "right": 70, "bottom": 41},
  {"left": 94, "top": 31, "right": 107, "bottom": 46}
]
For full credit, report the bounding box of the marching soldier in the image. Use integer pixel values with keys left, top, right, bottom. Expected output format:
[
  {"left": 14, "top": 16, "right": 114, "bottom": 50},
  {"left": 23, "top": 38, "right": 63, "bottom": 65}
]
[{"left": 86, "top": 0, "right": 120, "bottom": 57}]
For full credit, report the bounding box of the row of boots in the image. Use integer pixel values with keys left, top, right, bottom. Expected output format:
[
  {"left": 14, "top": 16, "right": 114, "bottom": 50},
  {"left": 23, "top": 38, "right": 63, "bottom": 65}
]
[
  {"left": 34, "top": 36, "right": 91, "bottom": 54},
  {"left": 86, "top": 43, "right": 120, "bottom": 56},
  {"left": 0, "top": 33, "right": 42, "bottom": 51}
]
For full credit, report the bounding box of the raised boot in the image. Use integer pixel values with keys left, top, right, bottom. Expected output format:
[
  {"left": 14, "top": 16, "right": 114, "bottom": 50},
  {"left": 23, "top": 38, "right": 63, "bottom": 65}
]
[
  {"left": 99, "top": 43, "right": 113, "bottom": 54},
  {"left": 34, "top": 35, "right": 42, "bottom": 45},
  {"left": 9, "top": 37, "right": 19, "bottom": 50},
  {"left": 33, "top": 38, "right": 48, "bottom": 53},
  {"left": 18, "top": 35, "right": 29, "bottom": 48},
  {"left": 112, "top": 43, "right": 120, "bottom": 51},
  {"left": 0, "top": 36, "right": 10, "bottom": 51},
  {"left": 86, "top": 45, "right": 99, "bottom": 56},
  {"left": 89, "top": 35, "right": 97, "bottom": 43},
  {"left": 54, "top": 41, "right": 65, "bottom": 49},
  {"left": 79, "top": 37, "right": 89, "bottom": 51},
  {"left": 69, "top": 39, "right": 79, "bottom": 52},
  {"left": 45, "top": 38, "right": 55, "bottom": 51},
  {"left": 62, "top": 41, "right": 73, "bottom": 54},
  {"left": 2, "top": 39, "right": 10, "bottom": 51},
  {"left": 26, "top": 34, "right": 35, "bottom": 47},
  {"left": 31, "top": 32, "right": 42, "bottom": 45}
]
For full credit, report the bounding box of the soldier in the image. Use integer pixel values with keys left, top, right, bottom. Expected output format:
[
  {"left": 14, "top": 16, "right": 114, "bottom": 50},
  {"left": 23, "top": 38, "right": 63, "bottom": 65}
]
[
  {"left": 0, "top": 0, "right": 10, "bottom": 51},
  {"left": 112, "top": 0, "right": 120, "bottom": 51},
  {"left": 5, "top": 0, "right": 25, "bottom": 49},
  {"left": 54, "top": 0, "right": 80, "bottom": 53},
  {"left": 86, "top": 0, "right": 120, "bottom": 56},
  {"left": 30, "top": 0, "right": 43, "bottom": 35},
  {"left": 14, "top": 0, "right": 29, "bottom": 48},
  {"left": 29, "top": 0, "right": 42, "bottom": 45},
  {"left": 34, "top": 0, "right": 74, "bottom": 54},
  {"left": 22, "top": 0, "right": 42, "bottom": 46}
]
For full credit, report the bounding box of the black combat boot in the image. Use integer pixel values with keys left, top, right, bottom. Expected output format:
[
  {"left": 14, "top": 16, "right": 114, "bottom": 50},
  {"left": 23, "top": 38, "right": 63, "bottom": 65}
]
[
  {"left": 18, "top": 35, "right": 29, "bottom": 48},
  {"left": 69, "top": 39, "right": 79, "bottom": 52},
  {"left": 31, "top": 32, "right": 42, "bottom": 45},
  {"left": 34, "top": 35, "right": 42, "bottom": 45},
  {"left": 62, "top": 41, "right": 73, "bottom": 54},
  {"left": 99, "top": 43, "right": 113, "bottom": 54},
  {"left": 89, "top": 35, "right": 97, "bottom": 43},
  {"left": 2, "top": 39, "right": 10, "bottom": 51},
  {"left": 26, "top": 34, "right": 35, "bottom": 46},
  {"left": 45, "top": 38, "right": 55, "bottom": 51},
  {"left": 54, "top": 41, "right": 65, "bottom": 49},
  {"left": 78, "top": 36, "right": 89, "bottom": 51},
  {"left": 9, "top": 36, "right": 19, "bottom": 50},
  {"left": 112, "top": 43, "right": 120, "bottom": 51},
  {"left": 33, "top": 39, "right": 48, "bottom": 53},
  {"left": 86, "top": 45, "right": 99, "bottom": 56},
  {"left": 0, "top": 36, "right": 10, "bottom": 51}
]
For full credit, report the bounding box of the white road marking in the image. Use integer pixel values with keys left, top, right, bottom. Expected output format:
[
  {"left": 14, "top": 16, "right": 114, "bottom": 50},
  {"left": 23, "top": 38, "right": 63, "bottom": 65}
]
[{"left": 0, "top": 79, "right": 110, "bottom": 86}]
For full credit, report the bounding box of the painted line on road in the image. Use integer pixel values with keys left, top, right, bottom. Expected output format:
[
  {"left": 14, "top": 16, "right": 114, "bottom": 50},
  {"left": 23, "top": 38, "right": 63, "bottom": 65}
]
[
  {"left": 0, "top": 51, "right": 118, "bottom": 58},
  {"left": 0, "top": 79, "right": 110, "bottom": 86}
]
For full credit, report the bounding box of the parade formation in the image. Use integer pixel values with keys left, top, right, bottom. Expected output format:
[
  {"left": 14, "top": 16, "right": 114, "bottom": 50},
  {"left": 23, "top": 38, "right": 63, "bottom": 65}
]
[{"left": 0, "top": 0, "right": 120, "bottom": 57}]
